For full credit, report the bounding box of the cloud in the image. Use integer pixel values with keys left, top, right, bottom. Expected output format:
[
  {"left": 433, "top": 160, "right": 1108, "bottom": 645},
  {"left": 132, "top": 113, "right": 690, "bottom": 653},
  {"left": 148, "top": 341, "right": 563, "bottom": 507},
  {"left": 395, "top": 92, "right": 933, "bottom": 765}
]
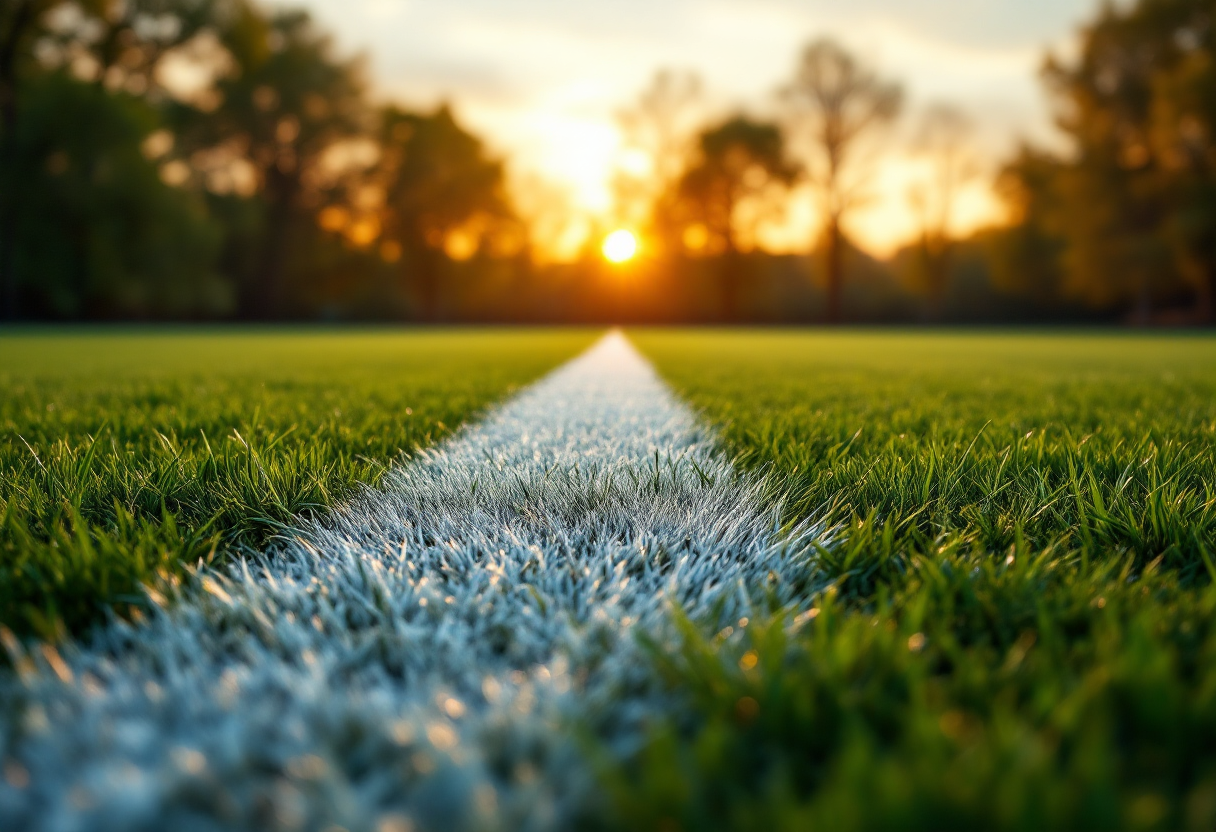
[{"left": 289, "top": 0, "right": 1099, "bottom": 252}]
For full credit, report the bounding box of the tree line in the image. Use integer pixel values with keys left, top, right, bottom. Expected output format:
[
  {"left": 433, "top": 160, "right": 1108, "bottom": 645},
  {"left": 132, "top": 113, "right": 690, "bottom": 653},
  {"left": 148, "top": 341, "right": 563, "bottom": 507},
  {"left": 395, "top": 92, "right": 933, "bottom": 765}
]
[
  {"left": 0, "top": 0, "right": 515, "bottom": 322},
  {"left": 0, "top": 0, "right": 1212, "bottom": 324}
]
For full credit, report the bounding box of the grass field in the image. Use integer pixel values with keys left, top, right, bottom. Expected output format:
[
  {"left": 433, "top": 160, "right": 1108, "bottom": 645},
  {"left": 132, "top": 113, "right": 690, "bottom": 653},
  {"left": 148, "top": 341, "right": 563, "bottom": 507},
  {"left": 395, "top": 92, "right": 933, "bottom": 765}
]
[
  {"left": 614, "top": 330, "right": 1216, "bottom": 831},
  {"left": 0, "top": 329, "right": 594, "bottom": 639},
  {"left": 4, "top": 328, "right": 1216, "bottom": 830}
]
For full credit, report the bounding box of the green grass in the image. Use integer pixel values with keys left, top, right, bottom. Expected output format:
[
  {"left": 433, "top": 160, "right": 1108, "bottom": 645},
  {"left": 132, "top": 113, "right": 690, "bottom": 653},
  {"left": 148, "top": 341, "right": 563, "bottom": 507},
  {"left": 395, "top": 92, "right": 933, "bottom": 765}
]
[
  {"left": 7, "top": 327, "right": 1216, "bottom": 828},
  {"left": 618, "top": 330, "right": 1216, "bottom": 832},
  {"left": 0, "top": 328, "right": 594, "bottom": 639}
]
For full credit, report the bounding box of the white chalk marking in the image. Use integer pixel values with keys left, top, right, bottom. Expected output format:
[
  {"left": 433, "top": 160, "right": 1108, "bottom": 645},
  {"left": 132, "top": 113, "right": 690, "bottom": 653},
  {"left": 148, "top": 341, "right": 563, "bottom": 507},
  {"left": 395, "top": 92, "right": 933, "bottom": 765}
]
[{"left": 0, "top": 332, "right": 820, "bottom": 831}]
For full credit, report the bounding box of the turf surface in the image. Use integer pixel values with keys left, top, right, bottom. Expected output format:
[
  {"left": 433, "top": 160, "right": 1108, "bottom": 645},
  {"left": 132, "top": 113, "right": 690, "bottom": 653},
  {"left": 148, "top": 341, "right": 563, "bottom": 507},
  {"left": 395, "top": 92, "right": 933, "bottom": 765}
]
[
  {"left": 5, "top": 328, "right": 1216, "bottom": 829},
  {"left": 0, "top": 329, "right": 594, "bottom": 639},
  {"left": 623, "top": 330, "right": 1216, "bottom": 832},
  {"left": 0, "top": 334, "right": 816, "bottom": 832}
]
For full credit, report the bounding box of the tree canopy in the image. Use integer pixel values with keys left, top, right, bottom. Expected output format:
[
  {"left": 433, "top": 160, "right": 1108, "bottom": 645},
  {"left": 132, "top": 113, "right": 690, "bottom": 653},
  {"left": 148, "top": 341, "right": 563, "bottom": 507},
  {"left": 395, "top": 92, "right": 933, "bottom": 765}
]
[
  {"left": 997, "top": 0, "right": 1216, "bottom": 321},
  {"left": 0, "top": 0, "right": 1211, "bottom": 324}
]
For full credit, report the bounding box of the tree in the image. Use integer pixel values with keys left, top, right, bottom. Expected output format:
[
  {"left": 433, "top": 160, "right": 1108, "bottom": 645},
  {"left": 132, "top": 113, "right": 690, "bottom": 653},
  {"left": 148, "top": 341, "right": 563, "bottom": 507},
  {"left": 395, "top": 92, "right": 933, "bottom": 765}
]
[
  {"left": 1033, "top": 0, "right": 1215, "bottom": 321},
  {"left": 10, "top": 71, "right": 222, "bottom": 317},
  {"left": 179, "top": 4, "right": 366, "bottom": 318},
  {"left": 906, "top": 104, "right": 980, "bottom": 314},
  {"left": 675, "top": 115, "right": 796, "bottom": 318},
  {"left": 40, "top": 0, "right": 218, "bottom": 93},
  {"left": 1, "top": 0, "right": 223, "bottom": 320},
  {"left": 988, "top": 145, "right": 1069, "bottom": 306},
  {"left": 373, "top": 105, "right": 514, "bottom": 321},
  {"left": 0, "top": 0, "right": 60, "bottom": 320},
  {"left": 781, "top": 38, "right": 902, "bottom": 323},
  {"left": 1146, "top": 6, "right": 1216, "bottom": 321},
  {"left": 614, "top": 69, "right": 703, "bottom": 251}
]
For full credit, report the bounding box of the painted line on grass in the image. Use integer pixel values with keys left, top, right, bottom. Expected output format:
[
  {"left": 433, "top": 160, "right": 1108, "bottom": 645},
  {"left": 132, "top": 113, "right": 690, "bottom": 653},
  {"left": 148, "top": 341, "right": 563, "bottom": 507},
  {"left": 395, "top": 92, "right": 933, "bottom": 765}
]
[{"left": 1, "top": 331, "right": 822, "bottom": 831}]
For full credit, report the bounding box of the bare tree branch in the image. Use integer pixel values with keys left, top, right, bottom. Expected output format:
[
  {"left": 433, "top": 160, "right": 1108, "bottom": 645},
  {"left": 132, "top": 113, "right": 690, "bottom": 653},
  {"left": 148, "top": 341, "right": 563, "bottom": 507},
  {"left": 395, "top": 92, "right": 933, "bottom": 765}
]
[{"left": 780, "top": 38, "right": 902, "bottom": 322}]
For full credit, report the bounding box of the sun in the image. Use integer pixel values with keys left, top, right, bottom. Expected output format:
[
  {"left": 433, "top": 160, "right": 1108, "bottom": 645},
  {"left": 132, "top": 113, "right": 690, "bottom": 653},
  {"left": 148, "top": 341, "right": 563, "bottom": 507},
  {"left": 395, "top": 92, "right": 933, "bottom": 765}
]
[{"left": 602, "top": 229, "right": 639, "bottom": 263}]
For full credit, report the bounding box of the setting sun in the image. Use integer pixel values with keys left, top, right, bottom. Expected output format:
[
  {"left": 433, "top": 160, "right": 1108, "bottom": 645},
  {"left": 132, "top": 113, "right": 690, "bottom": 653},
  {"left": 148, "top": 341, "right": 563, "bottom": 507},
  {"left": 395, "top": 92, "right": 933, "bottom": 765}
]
[{"left": 602, "top": 229, "right": 639, "bottom": 263}]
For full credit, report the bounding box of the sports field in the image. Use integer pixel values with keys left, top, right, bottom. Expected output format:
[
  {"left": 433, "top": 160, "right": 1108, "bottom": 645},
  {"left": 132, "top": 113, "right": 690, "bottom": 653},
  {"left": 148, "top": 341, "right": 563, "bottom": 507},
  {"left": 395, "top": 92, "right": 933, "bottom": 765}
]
[
  {"left": 0, "top": 330, "right": 596, "bottom": 637},
  {"left": 2, "top": 328, "right": 1214, "bottom": 831},
  {"left": 628, "top": 330, "right": 1216, "bottom": 830}
]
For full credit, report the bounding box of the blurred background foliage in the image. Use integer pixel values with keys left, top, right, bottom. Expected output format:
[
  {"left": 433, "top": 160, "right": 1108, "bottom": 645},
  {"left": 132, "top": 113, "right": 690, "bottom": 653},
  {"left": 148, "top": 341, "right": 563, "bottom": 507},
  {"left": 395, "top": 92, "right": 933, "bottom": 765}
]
[{"left": 0, "top": 0, "right": 1213, "bottom": 324}]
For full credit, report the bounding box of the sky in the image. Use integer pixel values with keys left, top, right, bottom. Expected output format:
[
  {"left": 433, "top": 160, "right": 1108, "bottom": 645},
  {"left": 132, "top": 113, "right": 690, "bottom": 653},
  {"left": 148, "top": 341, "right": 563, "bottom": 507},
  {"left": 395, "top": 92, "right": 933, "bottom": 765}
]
[{"left": 287, "top": 0, "right": 1101, "bottom": 258}]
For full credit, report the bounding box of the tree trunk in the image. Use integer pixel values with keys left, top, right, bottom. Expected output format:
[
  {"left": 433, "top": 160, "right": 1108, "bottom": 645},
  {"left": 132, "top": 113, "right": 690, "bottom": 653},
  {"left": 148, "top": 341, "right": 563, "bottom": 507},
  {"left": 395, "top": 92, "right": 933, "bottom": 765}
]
[
  {"left": 1179, "top": 252, "right": 1215, "bottom": 326},
  {"left": 1131, "top": 275, "right": 1152, "bottom": 326},
  {"left": 0, "top": 0, "right": 38, "bottom": 322},
  {"left": 252, "top": 169, "right": 300, "bottom": 320},
  {"left": 0, "top": 99, "right": 17, "bottom": 322},
  {"left": 253, "top": 205, "right": 291, "bottom": 320},
  {"left": 717, "top": 191, "right": 743, "bottom": 323},
  {"left": 927, "top": 237, "right": 952, "bottom": 322},
  {"left": 825, "top": 216, "right": 843, "bottom": 324},
  {"left": 410, "top": 246, "right": 444, "bottom": 323},
  {"left": 1197, "top": 265, "right": 1215, "bottom": 326},
  {"left": 721, "top": 241, "right": 743, "bottom": 323}
]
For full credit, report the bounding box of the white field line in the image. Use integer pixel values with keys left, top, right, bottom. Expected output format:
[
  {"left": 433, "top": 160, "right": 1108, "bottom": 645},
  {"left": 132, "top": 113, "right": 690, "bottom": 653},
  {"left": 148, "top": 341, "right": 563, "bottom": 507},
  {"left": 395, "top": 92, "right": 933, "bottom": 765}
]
[{"left": 0, "top": 331, "right": 823, "bottom": 832}]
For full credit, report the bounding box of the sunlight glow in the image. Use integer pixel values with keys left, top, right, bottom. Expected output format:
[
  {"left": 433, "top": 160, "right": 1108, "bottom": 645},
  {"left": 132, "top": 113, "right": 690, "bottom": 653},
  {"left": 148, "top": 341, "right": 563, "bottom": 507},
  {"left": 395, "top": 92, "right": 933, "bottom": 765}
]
[
  {"left": 292, "top": 0, "right": 1083, "bottom": 261},
  {"left": 602, "top": 229, "right": 639, "bottom": 263}
]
